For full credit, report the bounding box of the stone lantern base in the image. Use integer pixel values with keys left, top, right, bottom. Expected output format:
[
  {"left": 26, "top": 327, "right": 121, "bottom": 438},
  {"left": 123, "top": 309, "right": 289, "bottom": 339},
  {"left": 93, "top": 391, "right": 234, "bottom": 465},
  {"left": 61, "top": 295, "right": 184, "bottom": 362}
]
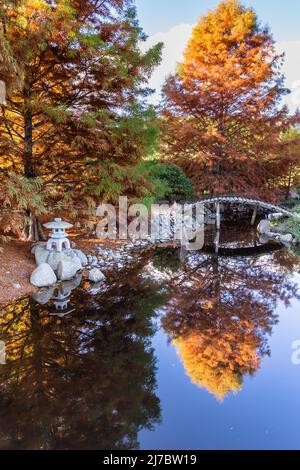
[{"left": 46, "top": 237, "right": 71, "bottom": 253}]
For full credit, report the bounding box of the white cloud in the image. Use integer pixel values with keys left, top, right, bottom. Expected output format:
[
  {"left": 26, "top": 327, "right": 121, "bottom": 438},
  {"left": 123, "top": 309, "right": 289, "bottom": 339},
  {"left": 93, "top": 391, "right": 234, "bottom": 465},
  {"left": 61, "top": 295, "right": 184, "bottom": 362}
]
[
  {"left": 141, "top": 23, "right": 193, "bottom": 104},
  {"left": 142, "top": 24, "right": 300, "bottom": 112},
  {"left": 277, "top": 41, "right": 300, "bottom": 112}
]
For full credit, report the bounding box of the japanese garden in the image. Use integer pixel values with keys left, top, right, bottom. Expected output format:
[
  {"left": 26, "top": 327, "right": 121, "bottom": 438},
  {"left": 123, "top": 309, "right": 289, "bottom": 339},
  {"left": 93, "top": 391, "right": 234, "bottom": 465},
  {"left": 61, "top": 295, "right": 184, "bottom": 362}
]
[{"left": 1, "top": 0, "right": 300, "bottom": 454}]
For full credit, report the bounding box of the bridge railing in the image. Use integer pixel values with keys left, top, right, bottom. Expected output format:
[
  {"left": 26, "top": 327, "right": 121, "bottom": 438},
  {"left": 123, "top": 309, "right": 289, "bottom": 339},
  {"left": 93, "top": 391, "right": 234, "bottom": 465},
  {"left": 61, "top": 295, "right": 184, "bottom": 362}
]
[{"left": 190, "top": 195, "right": 297, "bottom": 218}]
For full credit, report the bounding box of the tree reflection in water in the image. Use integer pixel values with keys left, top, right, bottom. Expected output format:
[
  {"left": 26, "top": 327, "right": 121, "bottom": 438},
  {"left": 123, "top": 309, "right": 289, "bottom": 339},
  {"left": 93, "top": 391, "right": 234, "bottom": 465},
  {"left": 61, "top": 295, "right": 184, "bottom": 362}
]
[
  {"left": 161, "top": 249, "right": 300, "bottom": 401},
  {"left": 0, "top": 244, "right": 299, "bottom": 448},
  {"left": 0, "top": 258, "right": 167, "bottom": 450}
]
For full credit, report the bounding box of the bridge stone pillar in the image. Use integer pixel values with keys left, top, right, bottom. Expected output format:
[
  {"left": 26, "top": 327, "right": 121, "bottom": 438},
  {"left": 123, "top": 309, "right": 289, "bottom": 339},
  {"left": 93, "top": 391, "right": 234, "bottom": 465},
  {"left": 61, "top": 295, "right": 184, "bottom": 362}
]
[{"left": 251, "top": 205, "right": 258, "bottom": 226}]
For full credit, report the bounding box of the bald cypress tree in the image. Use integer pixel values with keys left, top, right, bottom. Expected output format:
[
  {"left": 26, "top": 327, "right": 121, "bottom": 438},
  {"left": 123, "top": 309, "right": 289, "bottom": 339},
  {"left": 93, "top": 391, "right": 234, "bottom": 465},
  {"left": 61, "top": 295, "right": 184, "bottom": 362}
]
[
  {"left": 161, "top": 0, "right": 295, "bottom": 198},
  {"left": 0, "top": 1, "right": 162, "bottom": 239}
]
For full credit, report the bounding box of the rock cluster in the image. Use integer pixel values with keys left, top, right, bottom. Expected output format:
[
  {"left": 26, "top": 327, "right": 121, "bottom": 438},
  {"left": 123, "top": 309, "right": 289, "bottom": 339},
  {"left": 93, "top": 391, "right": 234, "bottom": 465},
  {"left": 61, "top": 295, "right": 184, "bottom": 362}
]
[
  {"left": 30, "top": 244, "right": 89, "bottom": 288},
  {"left": 257, "top": 219, "right": 295, "bottom": 245},
  {"left": 30, "top": 237, "right": 152, "bottom": 290},
  {"left": 90, "top": 240, "right": 149, "bottom": 271}
]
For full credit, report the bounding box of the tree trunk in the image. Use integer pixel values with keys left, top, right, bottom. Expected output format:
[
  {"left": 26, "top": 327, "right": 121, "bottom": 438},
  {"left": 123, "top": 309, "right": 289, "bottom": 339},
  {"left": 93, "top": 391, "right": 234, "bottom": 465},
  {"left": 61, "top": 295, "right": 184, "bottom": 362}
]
[
  {"left": 21, "top": 210, "right": 46, "bottom": 242},
  {"left": 21, "top": 82, "right": 46, "bottom": 241},
  {"left": 213, "top": 117, "right": 225, "bottom": 196},
  {"left": 286, "top": 163, "right": 292, "bottom": 200},
  {"left": 24, "top": 89, "right": 35, "bottom": 178}
]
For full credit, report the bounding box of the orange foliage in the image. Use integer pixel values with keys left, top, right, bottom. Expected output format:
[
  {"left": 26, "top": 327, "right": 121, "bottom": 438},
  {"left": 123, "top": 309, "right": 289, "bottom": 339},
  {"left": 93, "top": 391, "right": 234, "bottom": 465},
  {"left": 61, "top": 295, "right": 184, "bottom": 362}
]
[
  {"left": 161, "top": 0, "right": 298, "bottom": 199},
  {"left": 0, "top": 1, "right": 162, "bottom": 239},
  {"left": 162, "top": 247, "right": 300, "bottom": 400},
  {"left": 174, "top": 325, "right": 260, "bottom": 401}
]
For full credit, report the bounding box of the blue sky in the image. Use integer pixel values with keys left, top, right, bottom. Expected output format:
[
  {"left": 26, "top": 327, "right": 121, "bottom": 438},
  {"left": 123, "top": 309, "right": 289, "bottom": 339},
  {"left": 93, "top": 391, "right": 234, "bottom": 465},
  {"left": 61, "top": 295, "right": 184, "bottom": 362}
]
[
  {"left": 136, "top": 1, "right": 300, "bottom": 110},
  {"left": 136, "top": 0, "right": 300, "bottom": 42}
]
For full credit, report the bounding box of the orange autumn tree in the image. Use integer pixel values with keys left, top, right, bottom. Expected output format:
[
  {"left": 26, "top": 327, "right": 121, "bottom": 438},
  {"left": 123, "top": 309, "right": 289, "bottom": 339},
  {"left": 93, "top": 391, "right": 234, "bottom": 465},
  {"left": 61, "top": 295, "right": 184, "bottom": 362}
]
[
  {"left": 161, "top": 0, "right": 295, "bottom": 198},
  {"left": 162, "top": 248, "right": 300, "bottom": 400},
  {"left": 174, "top": 325, "right": 260, "bottom": 401}
]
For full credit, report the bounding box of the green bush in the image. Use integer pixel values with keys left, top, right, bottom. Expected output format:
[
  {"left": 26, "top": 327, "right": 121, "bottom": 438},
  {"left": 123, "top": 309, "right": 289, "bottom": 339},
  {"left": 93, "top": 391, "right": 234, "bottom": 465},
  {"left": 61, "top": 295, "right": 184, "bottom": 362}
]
[
  {"left": 285, "top": 218, "right": 300, "bottom": 239},
  {"left": 292, "top": 246, "right": 300, "bottom": 257},
  {"left": 282, "top": 198, "right": 299, "bottom": 209},
  {"left": 293, "top": 204, "right": 300, "bottom": 214},
  {"left": 272, "top": 205, "right": 300, "bottom": 241},
  {"left": 146, "top": 162, "right": 194, "bottom": 202}
]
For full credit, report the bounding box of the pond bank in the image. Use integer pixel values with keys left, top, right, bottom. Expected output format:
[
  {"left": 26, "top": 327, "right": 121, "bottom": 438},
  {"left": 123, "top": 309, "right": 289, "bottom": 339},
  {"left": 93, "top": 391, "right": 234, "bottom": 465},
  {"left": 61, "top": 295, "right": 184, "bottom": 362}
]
[
  {"left": 0, "top": 238, "right": 133, "bottom": 308},
  {"left": 1, "top": 213, "right": 294, "bottom": 308}
]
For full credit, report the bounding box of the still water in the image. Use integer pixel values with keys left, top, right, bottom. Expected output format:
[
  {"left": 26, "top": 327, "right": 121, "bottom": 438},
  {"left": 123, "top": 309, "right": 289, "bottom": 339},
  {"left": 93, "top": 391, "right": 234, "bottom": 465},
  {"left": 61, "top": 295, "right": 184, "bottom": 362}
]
[{"left": 1, "top": 223, "right": 300, "bottom": 450}]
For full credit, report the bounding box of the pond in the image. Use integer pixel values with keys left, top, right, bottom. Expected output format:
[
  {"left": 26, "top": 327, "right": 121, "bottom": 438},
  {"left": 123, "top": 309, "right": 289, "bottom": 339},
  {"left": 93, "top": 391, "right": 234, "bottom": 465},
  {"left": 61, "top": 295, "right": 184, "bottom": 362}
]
[{"left": 1, "top": 222, "right": 300, "bottom": 450}]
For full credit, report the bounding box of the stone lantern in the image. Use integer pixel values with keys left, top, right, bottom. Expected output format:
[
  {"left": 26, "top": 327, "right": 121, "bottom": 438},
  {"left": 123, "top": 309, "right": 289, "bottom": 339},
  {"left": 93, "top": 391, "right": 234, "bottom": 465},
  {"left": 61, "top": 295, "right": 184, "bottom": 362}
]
[{"left": 43, "top": 217, "right": 73, "bottom": 252}]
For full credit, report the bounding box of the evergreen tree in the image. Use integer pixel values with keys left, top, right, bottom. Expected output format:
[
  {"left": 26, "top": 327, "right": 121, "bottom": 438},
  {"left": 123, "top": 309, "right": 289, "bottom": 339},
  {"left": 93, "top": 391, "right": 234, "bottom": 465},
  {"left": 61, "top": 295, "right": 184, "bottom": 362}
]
[{"left": 0, "top": 0, "right": 162, "bottom": 239}]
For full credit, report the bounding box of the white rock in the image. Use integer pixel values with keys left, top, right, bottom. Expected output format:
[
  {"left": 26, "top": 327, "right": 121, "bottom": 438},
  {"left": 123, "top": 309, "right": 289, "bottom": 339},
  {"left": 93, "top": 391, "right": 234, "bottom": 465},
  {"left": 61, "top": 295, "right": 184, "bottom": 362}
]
[
  {"left": 12, "top": 283, "right": 21, "bottom": 289},
  {"left": 30, "top": 263, "right": 57, "bottom": 288},
  {"left": 34, "top": 246, "right": 50, "bottom": 265},
  {"left": 88, "top": 268, "right": 105, "bottom": 283},
  {"left": 57, "top": 255, "right": 82, "bottom": 281},
  {"left": 258, "top": 235, "right": 269, "bottom": 244},
  {"left": 31, "top": 242, "right": 47, "bottom": 255},
  {"left": 268, "top": 213, "right": 284, "bottom": 221},
  {"left": 257, "top": 220, "right": 271, "bottom": 235},
  {"left": 47, "top": 251, "right": 68, "bottom": 271},
  {"left": 280, "top": 233, "right": 293, "bottom": 243},
  {"left": 35, "top": 247, "right": 85, "bottom": 272},
  {"left": 72, "top": 249, "right": 88, "bottom": 266},
  {"left": 289, "top": 190, "right": 300, "bottom": 199}
]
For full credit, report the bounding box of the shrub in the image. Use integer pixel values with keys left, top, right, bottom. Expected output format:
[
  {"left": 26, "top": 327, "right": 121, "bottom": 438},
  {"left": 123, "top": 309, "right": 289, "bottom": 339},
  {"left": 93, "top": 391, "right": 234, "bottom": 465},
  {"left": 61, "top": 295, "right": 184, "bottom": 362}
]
[
  {"left": 285, "top": 218, "right": 300, "bottom": 239},
  {"left": 146, "top": 162, "right": 194, "bottom": 202},
  {"left": 282, "top": 198, "right": 299, "bottom": 209},
  {"left": 292, "top": 246, "right": 300, "bottom": 257},
  {"left": 293, "top": 204, "right": 300, "bottom": 214},
  {"left": 273, "top": 210, "right": 300, "bottom": 240},
  {"left": 272, "top": 205, "right": 300, "bottom": 241}
]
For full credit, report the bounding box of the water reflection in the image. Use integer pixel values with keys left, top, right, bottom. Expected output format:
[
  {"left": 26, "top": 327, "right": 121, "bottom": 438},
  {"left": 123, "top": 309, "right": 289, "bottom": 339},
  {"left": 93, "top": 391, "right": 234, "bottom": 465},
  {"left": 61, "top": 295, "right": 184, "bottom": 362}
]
[
  {"left": 0, "top": 258, "right": 167, "bottom": 449},
  {"left": 32, "top": 275, "right": 82, "bottom": 317},
  {"left": 162, "top": 250, "right": 300, "bottom": 400},
  {"left": 0, "top": 237, "right": 299, "bottom": 448}
]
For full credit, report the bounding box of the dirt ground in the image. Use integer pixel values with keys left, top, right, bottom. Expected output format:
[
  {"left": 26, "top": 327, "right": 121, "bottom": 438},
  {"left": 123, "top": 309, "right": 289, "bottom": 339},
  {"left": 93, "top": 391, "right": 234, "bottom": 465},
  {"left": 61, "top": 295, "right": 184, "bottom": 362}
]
[{"left": 0, "top": 237, "right": 122, "bottom": 309}]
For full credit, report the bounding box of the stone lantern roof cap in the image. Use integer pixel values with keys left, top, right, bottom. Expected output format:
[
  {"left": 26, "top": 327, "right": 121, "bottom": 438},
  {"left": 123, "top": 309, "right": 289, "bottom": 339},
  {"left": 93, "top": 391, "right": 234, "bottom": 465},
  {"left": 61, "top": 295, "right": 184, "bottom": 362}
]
[{"left": 43, "top": 218, "right": 73, "bottom": 229}]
